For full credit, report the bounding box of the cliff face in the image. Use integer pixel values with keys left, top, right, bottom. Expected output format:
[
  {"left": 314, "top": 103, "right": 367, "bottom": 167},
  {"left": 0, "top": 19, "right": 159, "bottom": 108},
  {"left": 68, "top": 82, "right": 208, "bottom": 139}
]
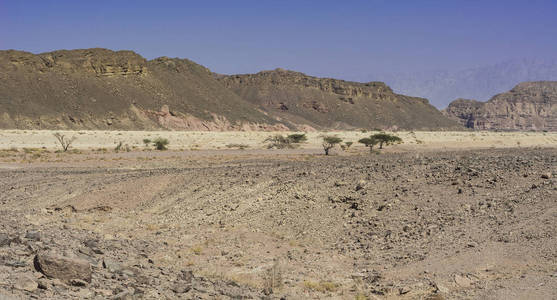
[
  {"left": 0, "top": 49, "right": 285, "bottom": 130},
  {"left": 218, "top": 69, "right": 459, "bottom": 130},
  {"left": 444, "top": 82, "right": 557, "bottom": 131}
]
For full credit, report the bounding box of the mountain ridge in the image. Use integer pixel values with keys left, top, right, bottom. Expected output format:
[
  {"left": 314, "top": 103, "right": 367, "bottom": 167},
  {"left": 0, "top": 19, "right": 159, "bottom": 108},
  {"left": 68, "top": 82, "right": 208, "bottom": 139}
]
[
  {"left": 217, "top": 68, "right": 458, "bottom": 130},
  {"left": 0, "top": 48, "right": 460, "bottom": 131}
]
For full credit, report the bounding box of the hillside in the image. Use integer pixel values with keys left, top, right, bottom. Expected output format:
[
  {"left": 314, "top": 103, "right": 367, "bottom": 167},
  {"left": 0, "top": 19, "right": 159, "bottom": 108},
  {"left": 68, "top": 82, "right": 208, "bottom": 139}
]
[
  {"left": 218, "top": 69, "right": 459, "bottom": 130},
  {"left": 0, "top": 48, "right": 459, "bottom": 131},
  {"left": 0, "top": 49, "right": 286, "bottom": 130},
  {"left": 443, "top": 81, "right": 557, "bottom": 131}
]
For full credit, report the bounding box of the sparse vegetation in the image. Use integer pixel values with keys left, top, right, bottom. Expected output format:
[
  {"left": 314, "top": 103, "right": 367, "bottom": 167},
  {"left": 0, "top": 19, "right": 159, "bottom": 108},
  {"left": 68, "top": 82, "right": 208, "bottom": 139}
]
[
  {"left": 321, "top": 135, "right": 342, "bottom": 155},
  {"left": 358, "top": 136, "right": 379, "bottom": 152},
  {"left": 265, "top": 133, "right": 307, "bottom": 149},
  {"left": 142, "top": 138, "right": 151, "bottom": 147},
  {"left": 53, "top": 133, "right": 76, "bottom": 152},
  {"left": 152, "top": 138, "right": 169, "bottom": 150},
  {"left": 303, "top": 280, "right": 339, "bottom": 293},
  {"left": 115, "top": 141, "right": 131, "bottom": 152},
  {"left": 115, "top": 141, "right": 123, "bottom": 152},
  {"left": 287, "top": 133, "right": 307, "bottom": 143},
  {"left": 226, "top": 143, "right": 250, "bottom": 150},
  {"left": 370, "top": 133, "right": 402, "bottom": 149},
  {"left": 263, "top": 260, "right": 283, "bottom": 295},
  {"left": 191, "top": 245, "right": 203, "bottom": 255}
]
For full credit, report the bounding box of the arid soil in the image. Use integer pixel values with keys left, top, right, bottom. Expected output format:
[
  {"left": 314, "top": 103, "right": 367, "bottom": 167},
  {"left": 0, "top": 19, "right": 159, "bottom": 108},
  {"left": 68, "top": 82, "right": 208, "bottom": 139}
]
[
  {"left": 1, "top": 130, "right": 556, "bottom": 151},
  {"left": 0, "top": 141, "right": 556, "bottom": 299}
]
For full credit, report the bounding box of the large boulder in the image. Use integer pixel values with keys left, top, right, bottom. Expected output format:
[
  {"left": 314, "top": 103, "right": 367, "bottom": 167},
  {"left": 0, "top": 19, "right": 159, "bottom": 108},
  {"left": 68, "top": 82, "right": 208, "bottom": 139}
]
[{"left": 33, "top": 251, "right": 92, "bottom": 284}]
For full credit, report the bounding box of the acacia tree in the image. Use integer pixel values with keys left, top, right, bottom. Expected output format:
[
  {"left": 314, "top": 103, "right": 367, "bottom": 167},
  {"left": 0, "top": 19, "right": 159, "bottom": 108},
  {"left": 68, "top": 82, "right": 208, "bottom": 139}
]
[
  {"left": 53, "top": 133, "right": 76, "bottom": 152},
  {"left": 358, "top": 137, "right": 379, "bottom": 153},
  {"left": 371, "top": 133, "right": 402, "bottom": 149},
  {"left": 287, "top": 133, "right": 307, "bottom": 144},
  {"left": 322, "top": 136, "right": 342, "bottom": 155},
  {"left": 265, "top": 133, "right": 307, "bottom": 149}
]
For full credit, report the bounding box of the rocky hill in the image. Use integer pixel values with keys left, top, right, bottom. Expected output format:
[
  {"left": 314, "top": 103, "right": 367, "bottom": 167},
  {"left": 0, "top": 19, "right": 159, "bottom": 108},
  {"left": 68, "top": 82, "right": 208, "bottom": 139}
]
[
  {"left": 0, "top": 48, "right": 459, "bottom": 131},
  {"left": 0, "top": 49, "right": 285, "bottom": 130},
  {"left": 217, "top": 69, "right": 459, "bottom": 130},
  {"left": 443, "top": 82, "right": 557, "bottom": 131}
]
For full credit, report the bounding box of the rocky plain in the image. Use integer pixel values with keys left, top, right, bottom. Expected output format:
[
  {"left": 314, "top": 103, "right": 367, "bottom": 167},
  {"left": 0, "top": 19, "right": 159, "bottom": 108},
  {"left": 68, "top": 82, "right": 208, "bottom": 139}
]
[{"left": 0, "top": 131, "right": 555, "bottom": 299}]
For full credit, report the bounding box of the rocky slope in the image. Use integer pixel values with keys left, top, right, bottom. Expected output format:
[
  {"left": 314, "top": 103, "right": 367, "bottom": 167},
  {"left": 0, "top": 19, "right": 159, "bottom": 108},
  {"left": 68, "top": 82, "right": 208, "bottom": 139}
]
[
  {"left": 0, "top": 48, "right": 460, "bottom": 131},
  {"left": 218, "top": 69, "right": 459, "bottom": 130},
  {"left": 0, "top": 49, "right": 286, "bottom": 131},
  {"left": 444, "top": 82, "right": 557, "bottom": 131}
]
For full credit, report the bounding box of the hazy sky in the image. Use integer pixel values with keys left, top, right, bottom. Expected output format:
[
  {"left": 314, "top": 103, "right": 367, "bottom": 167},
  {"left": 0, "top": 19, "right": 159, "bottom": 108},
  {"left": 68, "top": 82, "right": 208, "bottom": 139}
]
[{"left": 2, "top": 0, "right": 557, "bottom": 81}]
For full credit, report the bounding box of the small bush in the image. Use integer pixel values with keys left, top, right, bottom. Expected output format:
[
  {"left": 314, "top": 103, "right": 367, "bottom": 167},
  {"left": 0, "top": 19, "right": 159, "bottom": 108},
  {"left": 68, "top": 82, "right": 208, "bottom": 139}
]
[
  {"left": 191, "top": 246, "right": 203, "bottom": 255},
  {"left": 53, "top": 133, "right": 76, "bottom": 152},
  {"left": 263, "top": 261, "right": 283, "bottom": 295},
  {"left": 142, "top": 138, "right": 151, "bottom": 147},
  {"left": 115, "top": 141, "right": 123, "bottom": 152},
  {"left": 226, "top": 143, "right": 249, "bottom": 150},
  {"left": 153, "top": 138, "right": 169, "bottom": 150},
  {"left": 303, "top": 280, "right": 339, "bottom": 292}
]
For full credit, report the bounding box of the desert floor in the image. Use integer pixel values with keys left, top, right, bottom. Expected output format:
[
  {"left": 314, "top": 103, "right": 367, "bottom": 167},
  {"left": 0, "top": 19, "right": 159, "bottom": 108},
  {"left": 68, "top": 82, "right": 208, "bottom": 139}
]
[
  {"left": 0, "top": 130, "right": 556, "bottom": 152},
  {"left": 0, "top": 131, "right": 556, "bottom": 299}
]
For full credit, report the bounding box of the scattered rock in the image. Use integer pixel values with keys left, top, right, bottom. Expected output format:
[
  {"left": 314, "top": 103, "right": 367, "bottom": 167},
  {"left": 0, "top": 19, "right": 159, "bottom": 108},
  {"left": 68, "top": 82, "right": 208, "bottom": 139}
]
[
  {"left": 111, "top": 290, "right": 133, "bottom": 300},
  {"left": 0, "top": 233, "right": 12, "bottom": 247},
  {"left": 454, "top": 274, "right": 473, "bottom": 288},
  {"left": 14, "top": 274, "right": 38, "bottom": 292},
  {"left": 37, "top": 278, "right": 50, "bottom": 290},
  {"left": 102, "top": 258, "right": 123, "bottom": 273},
  {"left": 24, "top": 231, "right": 41, "bottom": 241},
  {"left": 541, "top": 173, "right": 551, "bottom": 179},
  {"left": 69, "top": 278, "right": 88, "bottom": 287},
  {"left": 171, "top": 283, "right": 192, "bottom": 294},
  {"left": 34, "top": 251, "right": 92, "bottom": 283}
]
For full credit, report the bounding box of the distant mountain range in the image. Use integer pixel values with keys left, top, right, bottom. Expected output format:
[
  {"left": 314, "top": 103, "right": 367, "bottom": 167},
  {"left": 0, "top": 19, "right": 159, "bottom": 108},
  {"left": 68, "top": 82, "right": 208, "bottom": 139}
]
[{"left": 374, "top": 58, "right": 557, "bottom": 108}]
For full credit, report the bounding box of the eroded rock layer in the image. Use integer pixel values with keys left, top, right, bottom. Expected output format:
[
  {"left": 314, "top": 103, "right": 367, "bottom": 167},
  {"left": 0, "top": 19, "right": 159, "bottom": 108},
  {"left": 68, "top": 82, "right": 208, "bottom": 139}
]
[{"left": 218, "top": 69, "right": 460, "bottom": 130}]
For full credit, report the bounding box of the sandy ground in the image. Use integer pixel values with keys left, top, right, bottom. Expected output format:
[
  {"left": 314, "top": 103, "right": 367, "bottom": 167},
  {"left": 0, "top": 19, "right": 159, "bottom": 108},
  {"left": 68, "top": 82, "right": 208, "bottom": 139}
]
[{"left": 0, "top": 130, "right": 556, "bottom": 152}]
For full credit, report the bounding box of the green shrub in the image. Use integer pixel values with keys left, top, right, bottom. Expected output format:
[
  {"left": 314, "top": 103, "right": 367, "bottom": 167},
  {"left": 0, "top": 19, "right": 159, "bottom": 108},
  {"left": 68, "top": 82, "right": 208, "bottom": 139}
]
[
  {"left": 115, "top": 141, "right": 123, "bottom": 152},
  {"left": 287, "top": 133, "right": 307, "bottom": 143},
  {"left": 153, "top": 138, "right": 169, "bottom": 150}
]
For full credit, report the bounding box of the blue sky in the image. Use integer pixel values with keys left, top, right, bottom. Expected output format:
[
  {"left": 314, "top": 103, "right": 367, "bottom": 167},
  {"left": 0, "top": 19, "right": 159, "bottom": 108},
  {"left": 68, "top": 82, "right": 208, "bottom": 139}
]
[{"left": 2, "top": 0, "right": 557, "bottom": 80}]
